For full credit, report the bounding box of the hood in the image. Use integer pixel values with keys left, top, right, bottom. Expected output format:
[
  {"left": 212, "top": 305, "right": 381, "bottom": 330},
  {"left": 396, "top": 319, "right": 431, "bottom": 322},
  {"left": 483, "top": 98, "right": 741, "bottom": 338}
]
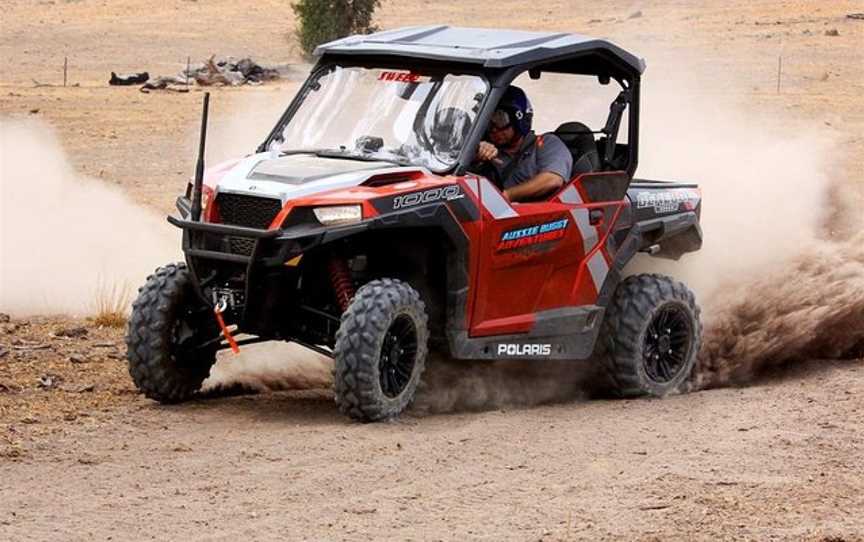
[{"left": 215, "top": 152, "right": 413, "bottom": 202}]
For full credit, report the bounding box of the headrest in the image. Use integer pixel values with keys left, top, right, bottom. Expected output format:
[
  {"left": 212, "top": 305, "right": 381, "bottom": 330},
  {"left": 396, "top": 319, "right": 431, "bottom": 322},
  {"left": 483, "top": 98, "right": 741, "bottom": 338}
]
[{"left": 555, "top": 122, "right": 596, "bottom": 156}]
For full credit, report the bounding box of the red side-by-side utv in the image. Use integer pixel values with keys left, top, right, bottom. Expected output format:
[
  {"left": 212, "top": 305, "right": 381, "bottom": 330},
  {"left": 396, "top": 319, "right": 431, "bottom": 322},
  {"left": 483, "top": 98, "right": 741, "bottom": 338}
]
[{"left": 126, "top": 26, "right": 704, "bottom": 421}]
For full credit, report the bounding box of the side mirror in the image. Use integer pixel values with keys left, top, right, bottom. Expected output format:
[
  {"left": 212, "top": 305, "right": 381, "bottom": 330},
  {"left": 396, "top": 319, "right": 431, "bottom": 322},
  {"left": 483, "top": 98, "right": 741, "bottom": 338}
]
[
  {"left": 355, "top": 135, "right": 384, "bottom": 153},
  {"left": 529, "top": 68, "right": 541, "bottom": 80}
]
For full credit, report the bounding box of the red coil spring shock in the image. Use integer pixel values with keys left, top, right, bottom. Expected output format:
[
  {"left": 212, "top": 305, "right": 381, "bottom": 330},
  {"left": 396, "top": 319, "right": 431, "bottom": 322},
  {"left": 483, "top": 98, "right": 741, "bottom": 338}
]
[{"left": 328, "top": 256, "right": 355, "bottom": 312}]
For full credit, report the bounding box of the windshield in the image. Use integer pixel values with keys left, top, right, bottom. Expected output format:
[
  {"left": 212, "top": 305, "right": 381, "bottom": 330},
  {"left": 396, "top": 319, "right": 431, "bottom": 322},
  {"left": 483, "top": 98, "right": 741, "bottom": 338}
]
[{"left": 272, "top": 66, "right": 487, "bottom": 172}]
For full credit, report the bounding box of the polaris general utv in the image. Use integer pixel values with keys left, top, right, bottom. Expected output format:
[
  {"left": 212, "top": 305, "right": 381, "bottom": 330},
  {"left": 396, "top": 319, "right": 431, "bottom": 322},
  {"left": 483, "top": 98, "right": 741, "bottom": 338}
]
[{"left": 126, "top": 26, "right": 704, "bottom": 422}]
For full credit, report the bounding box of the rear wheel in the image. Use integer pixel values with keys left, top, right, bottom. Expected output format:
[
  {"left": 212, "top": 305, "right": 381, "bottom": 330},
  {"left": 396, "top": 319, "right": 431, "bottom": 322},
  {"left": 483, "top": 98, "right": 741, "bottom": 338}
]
[
  {"left": 125, "top": 263, "right": 220, "bottom": 403},
  {"left": 333, "top": 279, "right": 429, "bottom": 422},
  {"left": 601, "top": 273, "right": 701, "bottom": 397}
]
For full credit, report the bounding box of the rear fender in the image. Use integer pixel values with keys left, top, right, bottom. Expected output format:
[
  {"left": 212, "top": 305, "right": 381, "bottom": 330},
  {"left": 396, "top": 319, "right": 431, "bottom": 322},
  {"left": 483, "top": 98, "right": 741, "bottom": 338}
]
[{"left": 596, "top": 212, "right": 702, "bottom": 308}]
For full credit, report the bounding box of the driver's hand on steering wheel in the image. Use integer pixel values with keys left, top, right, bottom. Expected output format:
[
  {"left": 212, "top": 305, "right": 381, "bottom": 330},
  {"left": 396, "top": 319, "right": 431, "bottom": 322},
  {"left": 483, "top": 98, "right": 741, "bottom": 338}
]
[{"left": 476, "top": 141, "right": 499, "bottom": 162}]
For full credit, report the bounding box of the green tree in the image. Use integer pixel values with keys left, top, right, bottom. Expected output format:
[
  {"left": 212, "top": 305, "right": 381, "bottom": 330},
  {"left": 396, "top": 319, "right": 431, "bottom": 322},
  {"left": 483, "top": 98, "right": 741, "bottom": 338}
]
[{"left": 292, "top": 0, "right": 381, "bottom": 58}]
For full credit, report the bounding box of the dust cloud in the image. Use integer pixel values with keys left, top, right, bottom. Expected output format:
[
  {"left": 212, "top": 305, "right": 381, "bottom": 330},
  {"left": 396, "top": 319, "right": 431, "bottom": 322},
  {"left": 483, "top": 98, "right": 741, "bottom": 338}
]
[
  {"left": 633, "top": 78, "right": 837, "bottom": 299},
  {"left": 202, "top": 84, "right": 300, "bottom": 164},
  {"left": 203, "top": 342, "right": 333, "bottom": 394},
  {"left": 632, "top": 69, "right": 863, "bottom": 387},
  {"left": 413, "top": 355, "right": 598, "bottom": 414},
  {"left": 0, "top": 119, "right": 178, "bottom": 317},
  {"left": 694, "top": 234, "right": 864, "bottom": 388}
]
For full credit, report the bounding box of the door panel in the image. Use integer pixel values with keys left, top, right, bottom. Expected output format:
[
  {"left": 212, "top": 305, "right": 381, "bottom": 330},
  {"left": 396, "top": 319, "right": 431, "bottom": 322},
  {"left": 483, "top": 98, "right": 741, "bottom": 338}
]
[{"left": 468, "top": 173, "right": 627, "bottom": 338}]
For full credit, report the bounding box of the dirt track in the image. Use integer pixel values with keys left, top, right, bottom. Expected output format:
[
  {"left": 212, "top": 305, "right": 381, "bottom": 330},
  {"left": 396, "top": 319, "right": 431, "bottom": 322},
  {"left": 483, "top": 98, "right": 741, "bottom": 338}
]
[
  {"left": 1, "top": 1, "right": 863, "bottom": 540},
  {"left": 2, "top": 355, "right": 863, "bottom": 541}
]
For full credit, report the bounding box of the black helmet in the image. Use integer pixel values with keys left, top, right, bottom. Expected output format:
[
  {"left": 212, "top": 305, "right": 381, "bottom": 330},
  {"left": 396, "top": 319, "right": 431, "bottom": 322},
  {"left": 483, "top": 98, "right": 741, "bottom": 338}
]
[{"left": 490, "top": 85, "right": 533, "bottom": 136}]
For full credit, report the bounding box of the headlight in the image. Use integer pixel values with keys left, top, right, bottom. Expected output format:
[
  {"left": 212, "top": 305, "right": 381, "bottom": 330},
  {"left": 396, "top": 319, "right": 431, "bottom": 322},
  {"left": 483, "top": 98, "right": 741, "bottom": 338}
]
[{"left": 312, "top": 205, "right": 362, "bottom": 226}]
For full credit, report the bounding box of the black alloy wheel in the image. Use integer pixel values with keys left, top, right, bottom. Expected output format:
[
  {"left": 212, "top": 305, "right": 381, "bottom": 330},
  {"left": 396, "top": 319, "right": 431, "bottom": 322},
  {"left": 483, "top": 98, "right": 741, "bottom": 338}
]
[
  {"left": 643, "top": 304, "right": 693, "bottom": 383},
  {"left": 379, "top": 315, "right": 419, "bottom": 398}
]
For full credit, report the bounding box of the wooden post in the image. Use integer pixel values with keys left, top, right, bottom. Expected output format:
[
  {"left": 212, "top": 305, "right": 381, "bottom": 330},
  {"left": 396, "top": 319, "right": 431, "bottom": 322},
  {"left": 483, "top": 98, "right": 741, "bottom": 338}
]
[
  {"left": 776, "top": 56, "right": 782, "bottom": 94},
  {"left": 63, "top": 56, "right": 68, "bottom": 87},
  {"left": 186, "top": 56, "right": 191, "bottom": 87}
]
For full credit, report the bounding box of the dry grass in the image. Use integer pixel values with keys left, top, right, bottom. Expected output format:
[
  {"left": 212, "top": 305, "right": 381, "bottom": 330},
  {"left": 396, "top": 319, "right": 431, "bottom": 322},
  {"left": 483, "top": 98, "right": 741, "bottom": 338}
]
[{"left": 93, "top": 277, "right": 133, "bottom": 328}]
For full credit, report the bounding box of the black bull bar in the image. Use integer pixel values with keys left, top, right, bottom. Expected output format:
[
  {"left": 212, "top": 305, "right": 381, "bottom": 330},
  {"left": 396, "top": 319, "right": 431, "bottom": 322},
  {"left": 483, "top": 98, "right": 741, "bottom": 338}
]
[
  {"left": 168, "top": 215, "right": 283, "bottom": 265},
  {"left": 167, "top": 215, "right": 351, "bottom": 353},
  {"left": 166, "top": 211, "right": 368, "bottom": 323},
  {"left": 166, "top": 215, "right": 299, "bottom": 325}
]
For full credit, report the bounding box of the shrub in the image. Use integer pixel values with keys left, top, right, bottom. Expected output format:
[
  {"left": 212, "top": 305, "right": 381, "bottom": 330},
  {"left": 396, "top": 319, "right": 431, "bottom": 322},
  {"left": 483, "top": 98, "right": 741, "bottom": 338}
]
[
  {"left": 292, "top": 0, "right": 381, "bottom": 58},
  {"left": 93, "top": 277, "right": 132, "bottom": 328}
]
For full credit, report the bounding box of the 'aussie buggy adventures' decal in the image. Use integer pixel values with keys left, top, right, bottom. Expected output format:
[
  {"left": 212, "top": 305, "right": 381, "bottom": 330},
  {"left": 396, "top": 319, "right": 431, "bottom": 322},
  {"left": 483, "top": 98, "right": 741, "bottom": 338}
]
[{"left": 497, "top": 218, "right": 568, "bottom": 252}]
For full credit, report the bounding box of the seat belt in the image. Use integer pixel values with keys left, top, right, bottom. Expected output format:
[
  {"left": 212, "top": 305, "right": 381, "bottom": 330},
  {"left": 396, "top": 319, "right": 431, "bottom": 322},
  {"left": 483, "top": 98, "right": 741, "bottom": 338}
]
[{"left": 498, "top": 133, "right": 541, "bottom": 187}]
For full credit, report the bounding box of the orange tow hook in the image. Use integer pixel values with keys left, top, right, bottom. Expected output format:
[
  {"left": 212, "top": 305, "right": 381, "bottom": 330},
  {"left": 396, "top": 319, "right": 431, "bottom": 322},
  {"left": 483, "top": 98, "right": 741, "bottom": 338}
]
[{"left": 213, "top": 298, "right": 240, "bottom": 354}]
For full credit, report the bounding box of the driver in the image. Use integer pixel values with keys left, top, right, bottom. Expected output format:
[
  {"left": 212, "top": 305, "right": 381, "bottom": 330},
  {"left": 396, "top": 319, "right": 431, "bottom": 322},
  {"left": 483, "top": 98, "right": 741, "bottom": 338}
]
[{"left": 474, "top": 86, "right": 572, "bottom": 202}]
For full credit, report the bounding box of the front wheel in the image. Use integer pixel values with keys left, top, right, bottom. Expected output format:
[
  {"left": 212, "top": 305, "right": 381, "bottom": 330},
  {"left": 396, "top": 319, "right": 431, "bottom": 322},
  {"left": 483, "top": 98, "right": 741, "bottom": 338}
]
[
  {"left": 333, "top": 279, "right": 429, "bottom": 422},
  {"left": 601, "top": 273, "right": 702, "bottom": 397},
  {"left": 125, "top": 263, "right": 220, "bottom": 403}
]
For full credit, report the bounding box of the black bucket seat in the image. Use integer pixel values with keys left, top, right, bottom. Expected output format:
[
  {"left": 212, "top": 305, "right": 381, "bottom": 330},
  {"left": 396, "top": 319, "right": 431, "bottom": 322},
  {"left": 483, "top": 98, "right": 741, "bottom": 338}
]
[{"left": 554, "top": 122, "right": 601, "bottom": 178}]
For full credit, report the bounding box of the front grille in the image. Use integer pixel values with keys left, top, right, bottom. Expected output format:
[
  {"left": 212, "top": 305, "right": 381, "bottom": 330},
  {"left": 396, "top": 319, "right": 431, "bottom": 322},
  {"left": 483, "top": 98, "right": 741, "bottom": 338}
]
[
  {"left": 227, "top": 236, "right": 256, "bottom": 256},
  {"left": 216, "top": 193, "right": 283, "bottom": 229}
]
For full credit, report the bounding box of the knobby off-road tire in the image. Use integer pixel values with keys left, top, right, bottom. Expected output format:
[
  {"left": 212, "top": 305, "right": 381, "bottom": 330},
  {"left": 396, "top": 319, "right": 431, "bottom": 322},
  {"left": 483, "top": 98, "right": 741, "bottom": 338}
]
[
  {"left": 601, "top": 273, "right": 702, "bottom": 398},
  {"left": 333, "top": 279, "right": 429, "bottom": 422},
  {"left": 126, "top": 263, "right": 219, "bottom": 403}
]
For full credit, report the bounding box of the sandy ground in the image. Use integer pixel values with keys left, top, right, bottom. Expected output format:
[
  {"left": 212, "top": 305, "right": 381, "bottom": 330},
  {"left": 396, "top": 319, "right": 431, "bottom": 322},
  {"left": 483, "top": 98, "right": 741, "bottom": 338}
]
[
  {"left": 1, "top": 0, "right": 863, "bottom": 540},
  {"left": 3, "top": 354, "right": 864, "bottom": 541}
]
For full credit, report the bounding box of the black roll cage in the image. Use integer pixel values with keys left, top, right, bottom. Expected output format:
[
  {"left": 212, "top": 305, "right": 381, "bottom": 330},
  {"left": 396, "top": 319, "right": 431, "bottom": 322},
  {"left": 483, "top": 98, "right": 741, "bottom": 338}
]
[{"left": 258, "top": 50, "right": 641, "bottom": 180}]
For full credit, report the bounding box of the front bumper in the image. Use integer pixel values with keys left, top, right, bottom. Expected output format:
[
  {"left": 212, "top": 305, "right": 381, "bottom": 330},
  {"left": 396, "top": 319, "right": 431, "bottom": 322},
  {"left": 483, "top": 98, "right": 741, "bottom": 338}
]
[{"left": 169, "top": 196, "right": 369, "bottom": 336}]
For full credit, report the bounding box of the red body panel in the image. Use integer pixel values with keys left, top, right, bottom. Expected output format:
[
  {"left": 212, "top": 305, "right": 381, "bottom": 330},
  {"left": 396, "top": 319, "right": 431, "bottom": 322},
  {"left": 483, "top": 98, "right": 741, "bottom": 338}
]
[{"left": 468, "top": 173, "right": 626, "bottom": 337}]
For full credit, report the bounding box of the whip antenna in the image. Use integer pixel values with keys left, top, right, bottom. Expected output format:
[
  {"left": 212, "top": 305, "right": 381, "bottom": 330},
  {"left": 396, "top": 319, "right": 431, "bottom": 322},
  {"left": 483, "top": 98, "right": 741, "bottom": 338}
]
[{"left": 190, "top": 92, "right": 210, "bottom": 222}]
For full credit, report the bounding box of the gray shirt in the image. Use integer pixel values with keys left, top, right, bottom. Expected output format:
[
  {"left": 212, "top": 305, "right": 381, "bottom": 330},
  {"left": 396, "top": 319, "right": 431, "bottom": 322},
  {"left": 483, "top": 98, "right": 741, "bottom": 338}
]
[{"left": 493, "top": 133, "right": 573, "bottom": 189}]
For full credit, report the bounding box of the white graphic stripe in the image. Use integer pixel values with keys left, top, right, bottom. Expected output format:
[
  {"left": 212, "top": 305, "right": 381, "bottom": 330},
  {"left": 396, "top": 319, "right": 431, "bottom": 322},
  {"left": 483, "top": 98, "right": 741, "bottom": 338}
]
[
  {"left": 464, "top": 176, "right": 480, "bottom": 199},
  {"left": 478, "top": 177, "right": 517, "bottom": 218},
  {"left": 586, "top": 251, "right": 610, "bottom": 293},
  {"left": 560, "top": 184, "right": 608, "bottom": 292},
  {"left": 558, "top": 185, "right": 583, "bottom": 205},
  {"left": 570, "top": 208, "right": 599, "bottom": 251},
  {"left": 560, "top": 185, "right": 599, "bottom": 252}
]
